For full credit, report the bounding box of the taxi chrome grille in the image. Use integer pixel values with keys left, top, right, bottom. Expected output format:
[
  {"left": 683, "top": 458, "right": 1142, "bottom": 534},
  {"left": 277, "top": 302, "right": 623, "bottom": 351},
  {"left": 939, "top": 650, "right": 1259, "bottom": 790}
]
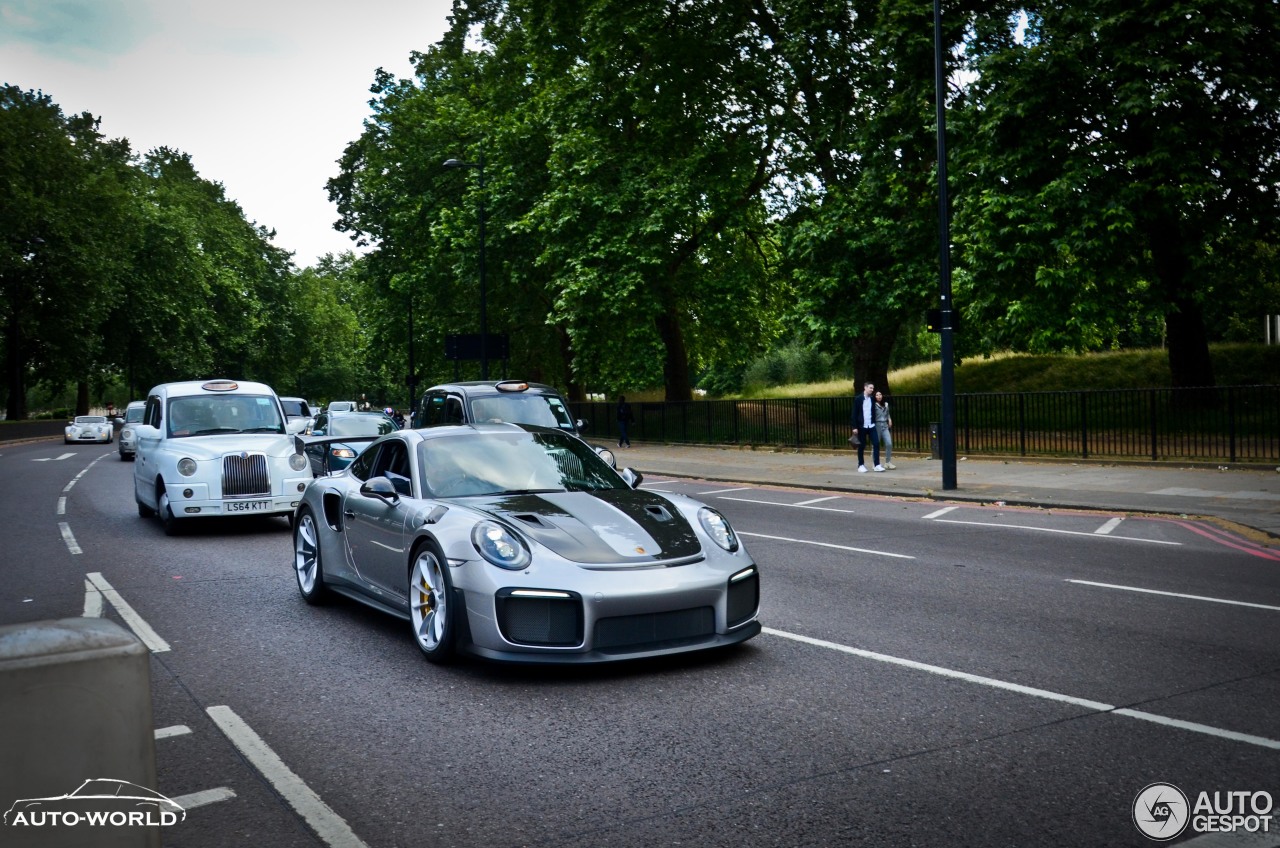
[{"left": 222, "top": 453, "right": 270, "bottom": 497}]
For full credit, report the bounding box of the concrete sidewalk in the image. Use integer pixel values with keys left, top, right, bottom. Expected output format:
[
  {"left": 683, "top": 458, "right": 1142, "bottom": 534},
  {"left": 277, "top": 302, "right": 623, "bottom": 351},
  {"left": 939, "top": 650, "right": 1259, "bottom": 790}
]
[{"left": 616, "top": 442, "right": 1280, "bottom": 543}]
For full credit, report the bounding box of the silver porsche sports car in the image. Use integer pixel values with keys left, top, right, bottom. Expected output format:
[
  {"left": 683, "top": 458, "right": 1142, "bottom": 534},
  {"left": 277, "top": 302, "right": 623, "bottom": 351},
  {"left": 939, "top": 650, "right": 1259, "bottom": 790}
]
[{"left": 291, "top": 424, "right": 761, "bottom": 664}]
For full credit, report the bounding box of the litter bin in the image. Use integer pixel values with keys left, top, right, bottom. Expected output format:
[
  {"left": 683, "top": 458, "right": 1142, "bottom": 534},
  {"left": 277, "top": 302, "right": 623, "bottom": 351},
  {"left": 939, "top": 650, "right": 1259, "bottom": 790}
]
[{"left": 929, "top": 422, "right": 940, "bottom": 459}]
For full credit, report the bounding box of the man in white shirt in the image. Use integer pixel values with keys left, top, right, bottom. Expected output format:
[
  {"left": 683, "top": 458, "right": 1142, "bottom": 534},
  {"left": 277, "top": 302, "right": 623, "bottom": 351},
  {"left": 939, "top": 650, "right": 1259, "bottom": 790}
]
[{"left": 850, "top": 382, "right": 884, "bottom": 472}]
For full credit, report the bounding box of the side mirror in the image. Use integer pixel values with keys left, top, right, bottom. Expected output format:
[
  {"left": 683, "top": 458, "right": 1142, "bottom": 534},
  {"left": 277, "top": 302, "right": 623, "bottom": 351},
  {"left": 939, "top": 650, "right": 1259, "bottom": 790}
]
[
  {"left": 286, "top": 419, "right": 308, "bottom": 435},
  {"left": 619, "top": 467, "right": 644, "bottom": 489},
  {"left": 360, "top": 476, "right": 400, "bottom": 503},
  {"left": 114, "top": 417, "right": 124, "bottom": 425}
]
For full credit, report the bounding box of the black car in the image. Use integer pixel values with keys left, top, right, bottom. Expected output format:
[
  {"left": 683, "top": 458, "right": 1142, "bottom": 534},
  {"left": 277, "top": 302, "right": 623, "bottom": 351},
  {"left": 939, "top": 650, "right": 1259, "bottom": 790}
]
[{"left": 412, "top": 381, "right": 616, "bottom": 467}]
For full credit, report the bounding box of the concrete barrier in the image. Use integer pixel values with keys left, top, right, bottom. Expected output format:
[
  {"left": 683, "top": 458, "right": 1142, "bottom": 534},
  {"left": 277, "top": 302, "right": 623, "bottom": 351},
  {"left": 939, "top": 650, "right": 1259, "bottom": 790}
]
[{"left": 0, "top": 618, "right": 159, "bottom": 848}]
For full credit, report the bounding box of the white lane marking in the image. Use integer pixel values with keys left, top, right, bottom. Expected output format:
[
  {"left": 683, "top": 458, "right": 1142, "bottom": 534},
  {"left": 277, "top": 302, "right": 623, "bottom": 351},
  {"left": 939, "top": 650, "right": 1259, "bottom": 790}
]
[
  {"left": 739, "top": 532, "right": 914, "bottom": 559},
  {"left": 923, "top": 506, "right": 958, "bottom": 520},
  {"left": 933, "top": 518, "right": 1181, "bottom": 545},
  {"left": 83, "top": 579, "right": 103, "bottom": 617},
  {"left": 721, "top": 496, "right": 856, "bottom": 514},
  {"left": 85, "top": 572, "right": 171, "bottom": 653},
  {"left": 170, "top": 787, "right": 237, "bottom": 810},
  {"left": 57, "top": 497, "right": 67, "bottom": 515},
  {"left": 697, "top": 486, "right": 752, "bottom": 495},
  {"left": 207, "top": 705, "right": 370, "bottom": 848},
  {"left": 1094, "top": 517, "right": 1123, "bottom": 535},
  {"left": 155, "top": 725, "right": 192, "bottom": 740},
  {"left": 59, "top": 522, "right": 82, "bottom": 555},
  {"left": 34, "top": 453, "right": 76, "bottom": 462},
  {"left": 793, "top": 496, "right": 842, "bottom": 507},
  {"left": 1067, "top": 580, "right": 1280, "bottom": 613},
  {"left": 764, "top": 627, "right": 1280, "bottom": 751}
]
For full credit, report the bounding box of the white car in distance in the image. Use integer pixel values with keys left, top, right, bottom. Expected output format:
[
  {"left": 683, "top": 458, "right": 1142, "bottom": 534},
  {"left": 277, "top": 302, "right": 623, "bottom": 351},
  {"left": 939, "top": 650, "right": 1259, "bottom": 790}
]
[
  {"left": 117, "top": 400, "right": 146, "bottom": 460},
  {"left": 132, "top": 380, "right": 312, "bottom": 535},
  {"left": 65, "top": 415, "right": 113, "bottom": 444}
]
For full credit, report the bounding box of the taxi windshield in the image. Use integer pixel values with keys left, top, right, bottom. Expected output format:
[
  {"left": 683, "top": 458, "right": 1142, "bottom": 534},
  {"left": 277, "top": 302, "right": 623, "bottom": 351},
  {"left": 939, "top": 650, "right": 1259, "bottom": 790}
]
[
  {"left": 167, "top": 395, "right": 285, "bottom": 438},
  {"left": 468, "top": 394, "right": 576, "bottom": 431}
]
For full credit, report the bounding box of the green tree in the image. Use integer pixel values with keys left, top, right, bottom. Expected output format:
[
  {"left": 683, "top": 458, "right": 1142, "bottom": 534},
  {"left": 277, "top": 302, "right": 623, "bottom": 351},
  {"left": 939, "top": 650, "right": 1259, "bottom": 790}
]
[{"left": 956, "top": 1, "right": 1280, "bottom": 387}]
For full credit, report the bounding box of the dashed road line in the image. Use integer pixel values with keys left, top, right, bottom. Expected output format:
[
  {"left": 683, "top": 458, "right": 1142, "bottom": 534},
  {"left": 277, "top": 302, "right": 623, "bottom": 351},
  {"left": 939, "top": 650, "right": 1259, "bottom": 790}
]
[
  {"left": 57, "top": 496, "right": 67, "bottom": 515},
  {"left": 931, "top": 517, "right": 1181, "bottom": 545},
  {"left": 793, "top": 495, "right": 842, "bottom": 507},
  {"left": 83, "top": 578, "right": 104, "bottom": 617},
  {"left": 155, "top": 725, "right": 193, "bottom": 740},
  {"left": 1067, "top": 580, "right": 1280, "bottom": 613},
  {"left": 764, "top": 627, "right": 1280, "bottom": 752},
  {"left": 171, "top": 787, "right": 237, "bottom": 811},
  {"left": 721, "top": 495, "right": 856, "bottom": 514},
  {"left": 207, "top": 705, "right": 369, "bottom": 848},
  {"left": 85, "top": 572, "right": 171, "bottom": 652},
  {"left": 697, "top": 486, "right": 752, "bottom": 495},
  {"left": 59, "top": 522, "right": 82, "bottom": 555},
  {"left": 923, "top": 506, "right": 958, "bottom": 520},
  {"left": 1094, "top": 517, "right": 1124, "bottom": 535},
  {"left": 739, "top": 531, "right": 914, "bottom": 559}
]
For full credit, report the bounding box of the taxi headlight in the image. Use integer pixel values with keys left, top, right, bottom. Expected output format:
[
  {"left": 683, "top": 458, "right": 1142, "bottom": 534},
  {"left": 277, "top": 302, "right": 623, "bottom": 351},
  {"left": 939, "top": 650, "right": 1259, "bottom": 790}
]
[
  {"left": 121, "top": 428, "right": 133, "bottom": 440},
  {"left": 289, "top": 452, "right": 308, "bottom": 472},
  {"left": 177, "top": 458, "right": 197, "bottom": 477},
  {"left": 698, "top": 507, "right": 739, "bottom": 552},
  {"left": 472, "top": 521, "right": 531, "bottom": 570}
]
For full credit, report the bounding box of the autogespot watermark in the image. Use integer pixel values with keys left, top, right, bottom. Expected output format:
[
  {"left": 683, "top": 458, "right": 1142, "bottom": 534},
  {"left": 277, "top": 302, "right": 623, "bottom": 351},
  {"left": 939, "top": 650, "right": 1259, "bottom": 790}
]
[
  {"left": 3, "top": 778, "right": 186, "bottom": 830},
  {"left": 1133, "top": 782, "right": 1274, "bottom": 841}
]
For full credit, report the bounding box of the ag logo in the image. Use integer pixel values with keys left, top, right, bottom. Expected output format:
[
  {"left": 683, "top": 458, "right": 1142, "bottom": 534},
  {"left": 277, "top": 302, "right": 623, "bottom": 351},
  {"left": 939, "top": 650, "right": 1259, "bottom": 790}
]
[{"left": 1133, "top": 782, "right": 1190, "bottom": 841}]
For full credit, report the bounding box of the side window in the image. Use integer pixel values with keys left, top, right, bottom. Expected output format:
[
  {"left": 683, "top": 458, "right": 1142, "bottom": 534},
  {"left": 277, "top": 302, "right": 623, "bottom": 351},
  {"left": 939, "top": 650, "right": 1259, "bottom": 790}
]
[
  {"left": 421, "top": 393, "right": 447, "bottom": 427},
  {"left": 347, "top": 444, "right": 376, "bottom": 482},
  {"left": 145, "top": 396, "right": 162, "bottom": 429},
  {"left": 373, "top": 442, "right": 412, "bottom": 496},
  {"left": 311, "top": 414, "right": 328, "bottom": 436},
  {"left": 445, "top": 395, "right": 466, "bottom": 424}
]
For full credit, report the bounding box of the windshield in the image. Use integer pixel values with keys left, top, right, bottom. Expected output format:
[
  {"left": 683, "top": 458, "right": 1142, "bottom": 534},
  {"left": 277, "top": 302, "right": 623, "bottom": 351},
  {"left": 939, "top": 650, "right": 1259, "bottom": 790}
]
[
  {"left": 468, "top": 394, "right": 576, "bottom": 431},
  {"left": 167, "top": 394, "right": 285, "bottom": 438},
  {"left": 330, "top": 415, "right": 397, "bottom": 437},
  {"left": 124, "top": 406, "right": 144, "bottom": 423},
  {"left": 417, "top": 430, "right": 622, "bottom": 498},
  {"left": 74, "top": 416, "right": 107, "bottom": 424}
]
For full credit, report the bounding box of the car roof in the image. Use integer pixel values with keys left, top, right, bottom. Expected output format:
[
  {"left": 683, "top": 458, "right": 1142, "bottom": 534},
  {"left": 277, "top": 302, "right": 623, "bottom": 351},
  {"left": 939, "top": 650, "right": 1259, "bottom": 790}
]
[
  {"left": 125, "top": 400, "right": 145, "bottom": 409},
  {"left": 423, "top": 381, "right": 565, "bottom": 396},
  {"left": 147, "top": 380, "right": 276, "bottom": 399}
]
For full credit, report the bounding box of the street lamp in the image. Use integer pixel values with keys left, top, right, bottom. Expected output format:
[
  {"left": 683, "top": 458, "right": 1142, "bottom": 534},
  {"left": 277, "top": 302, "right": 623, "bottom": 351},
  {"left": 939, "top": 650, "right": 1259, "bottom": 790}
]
[
  {"left": 933, "top": 0, "right": 957, "bottom": 490},
  {"left": 443, "top": 155, "right": 488, "bottom": 380}
]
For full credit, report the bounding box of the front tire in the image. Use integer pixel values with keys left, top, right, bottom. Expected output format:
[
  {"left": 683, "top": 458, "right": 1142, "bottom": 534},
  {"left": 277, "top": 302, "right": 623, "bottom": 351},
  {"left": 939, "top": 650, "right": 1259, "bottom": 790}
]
[
  {"left": 409, "top": 544, "right": 456, "bottom": 663},
  {"left": 293, "top": 508, "right": 327, "bottom": 604},
  {"left": 159, "top": 489, "right": 183, "bottom": 536}
]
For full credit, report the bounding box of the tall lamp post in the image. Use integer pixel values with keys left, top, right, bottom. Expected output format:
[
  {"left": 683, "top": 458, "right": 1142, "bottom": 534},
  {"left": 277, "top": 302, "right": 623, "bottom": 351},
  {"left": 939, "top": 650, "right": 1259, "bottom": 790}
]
[
  {"left": 933, "top": 0, "right": 958, "bottom": 490},
  {"left": 442, "top": 155, "right": 488, "bottom": 380}
]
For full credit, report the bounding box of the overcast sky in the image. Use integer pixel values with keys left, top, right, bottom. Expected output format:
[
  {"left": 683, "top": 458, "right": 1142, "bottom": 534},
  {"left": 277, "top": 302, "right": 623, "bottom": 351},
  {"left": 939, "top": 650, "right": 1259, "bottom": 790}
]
[{"left": 1, "top": 0, "right": 454, "bottom": 267}]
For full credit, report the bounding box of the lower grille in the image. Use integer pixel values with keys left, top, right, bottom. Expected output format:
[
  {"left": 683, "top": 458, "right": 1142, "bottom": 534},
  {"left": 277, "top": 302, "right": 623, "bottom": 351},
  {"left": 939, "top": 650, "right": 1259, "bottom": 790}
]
[
  {"left": 222, "top": 453, "right": 270, "bottom": 497},
  {"left": 594, "top": 606, "right": 715, "bottom": 651},
  {"left": 496, "top": 592, "right": 583, "bottom": 647},
  {"left": 727, "top": 570, "right": 759, "bottom": 627}
]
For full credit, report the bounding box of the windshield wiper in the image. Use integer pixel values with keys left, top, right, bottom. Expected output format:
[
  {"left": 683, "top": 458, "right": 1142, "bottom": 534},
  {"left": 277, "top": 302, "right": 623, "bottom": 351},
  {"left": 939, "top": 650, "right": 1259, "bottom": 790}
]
[
  {"left": 189, "top": 428, "right": 240, "bottom": 436},
  {"left": 240, "top": 427, "right": 285, "bottom": 433}
]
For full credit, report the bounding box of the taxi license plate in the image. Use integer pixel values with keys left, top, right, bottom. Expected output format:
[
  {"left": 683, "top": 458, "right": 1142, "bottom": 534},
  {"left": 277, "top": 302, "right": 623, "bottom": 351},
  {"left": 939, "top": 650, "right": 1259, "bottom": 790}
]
[{"left": 226, "top": 499, "right": 270, "bottom": 513}]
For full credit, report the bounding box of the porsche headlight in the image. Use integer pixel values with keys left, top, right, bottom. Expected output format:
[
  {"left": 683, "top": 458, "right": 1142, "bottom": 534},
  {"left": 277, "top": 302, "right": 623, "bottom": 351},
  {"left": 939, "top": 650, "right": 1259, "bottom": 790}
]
[
  {"left": 289, "top": 452, "right": 308, "bottom": 472},
  {"left": 472, "top": 521, "right": 530, "bottom": 570},
  {"left": 177, "top": 458, "right": 197, "bottom": 477},
  {"left": 698, "top": 507, "right": 739, "bottom": 552}
]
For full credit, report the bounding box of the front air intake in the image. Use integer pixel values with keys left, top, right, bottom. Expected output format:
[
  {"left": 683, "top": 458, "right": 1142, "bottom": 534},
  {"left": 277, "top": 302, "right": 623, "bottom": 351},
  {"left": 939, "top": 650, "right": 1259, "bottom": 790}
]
[
  {"left": 496, "top": 590, "right": 583, "bottom": 647},
  {"left": 223, "top": 452, "right": 270, "bottom": 497}
]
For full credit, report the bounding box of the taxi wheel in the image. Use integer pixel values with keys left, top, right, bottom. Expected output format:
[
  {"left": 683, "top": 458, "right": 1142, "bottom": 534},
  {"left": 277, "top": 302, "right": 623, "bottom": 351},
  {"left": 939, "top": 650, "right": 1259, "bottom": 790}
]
[
  {"left": 409, "top": 543, "right": 456, "bottom": 664},
  {"left": 159, "top": 490, "right": 183, "bottom": 536}
]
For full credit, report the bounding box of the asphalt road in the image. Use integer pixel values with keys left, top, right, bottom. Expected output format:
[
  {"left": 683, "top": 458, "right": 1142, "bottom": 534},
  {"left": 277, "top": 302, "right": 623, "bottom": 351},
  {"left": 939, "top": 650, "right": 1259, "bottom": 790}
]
[{"left": 2, "top": 440, "right": 1278, "bottom": 848}]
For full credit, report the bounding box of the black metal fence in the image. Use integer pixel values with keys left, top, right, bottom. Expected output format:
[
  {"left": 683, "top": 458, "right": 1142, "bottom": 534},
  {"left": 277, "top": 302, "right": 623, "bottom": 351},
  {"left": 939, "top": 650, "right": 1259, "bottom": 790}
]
[{"left": 572, "top": 385, "right": 1280, "bottom": 462}]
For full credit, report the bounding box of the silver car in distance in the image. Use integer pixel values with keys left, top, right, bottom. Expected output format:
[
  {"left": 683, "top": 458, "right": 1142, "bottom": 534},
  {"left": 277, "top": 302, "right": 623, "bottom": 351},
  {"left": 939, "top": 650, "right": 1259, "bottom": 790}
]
[{"left": 292, "top": 424, "right": 761, "bottom": 664}]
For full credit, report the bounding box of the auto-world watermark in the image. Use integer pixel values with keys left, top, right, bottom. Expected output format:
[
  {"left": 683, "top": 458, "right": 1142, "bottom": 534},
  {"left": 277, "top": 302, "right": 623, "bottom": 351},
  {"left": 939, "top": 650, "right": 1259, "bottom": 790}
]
[
  {"left": 3, "top": 779, "right": 186, "bottom": 830},
  {"left": 1133, "top": 782, "right": 1274, "bottom": 841}
]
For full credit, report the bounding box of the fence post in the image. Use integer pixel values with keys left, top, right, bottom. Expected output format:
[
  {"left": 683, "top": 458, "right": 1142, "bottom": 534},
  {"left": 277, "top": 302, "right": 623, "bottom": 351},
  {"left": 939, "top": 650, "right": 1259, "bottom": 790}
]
[
  {"left": 1018, "top": 393, "right": 1027, "bottom": 456},
  {"left": 732, "top": 401, "right": 740, "bottom": 444},
  {"left": 1149, "top": 390, "right": 1158, "bottom": 461},
  {"left": 794, "top": 399, "right": 801, "bottom": 447},
  {"left": 1228, "top": 387, "right": 1237, "bottom": 462},
  {"left": 1080, "top": 391, "right": 1089, "bottom": 459}
]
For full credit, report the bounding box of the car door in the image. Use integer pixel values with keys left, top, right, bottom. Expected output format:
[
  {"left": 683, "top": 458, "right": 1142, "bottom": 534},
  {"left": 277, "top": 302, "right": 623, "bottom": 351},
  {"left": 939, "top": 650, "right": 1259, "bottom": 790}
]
[
  {"left": 341, "top": 441, "right": 412, "bottom": 604},
  {"left": 133, "top": 394, "right": 164, "bottom": 508}
]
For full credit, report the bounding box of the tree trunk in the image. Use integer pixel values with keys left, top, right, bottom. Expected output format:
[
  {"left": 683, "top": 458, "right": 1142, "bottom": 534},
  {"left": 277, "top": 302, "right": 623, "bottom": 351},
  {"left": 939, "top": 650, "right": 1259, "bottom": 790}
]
[
  {"left": 851, "top": 327, "right": 898, "bottom": 398},
  {"left": 5, "top": 308, "right": 26, "bottom": 420},
  {"left": 656, "top": 306, "right": 692, "bottom": 402},
  {"left": 1149, "top": 219, "right": 1215, "bottom": 389},
  {"left": 77, "top": 381, "right": 90, "bottom": 416},
  {"left": 556, "top": 326, "right": 584, "bottom": 402}
]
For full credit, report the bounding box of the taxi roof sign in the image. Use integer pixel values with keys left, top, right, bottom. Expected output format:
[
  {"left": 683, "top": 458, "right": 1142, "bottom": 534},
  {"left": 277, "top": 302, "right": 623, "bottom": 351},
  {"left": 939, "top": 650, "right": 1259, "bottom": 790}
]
[{"left": 201, "top": 380, "right": 240, "bottom": 392}]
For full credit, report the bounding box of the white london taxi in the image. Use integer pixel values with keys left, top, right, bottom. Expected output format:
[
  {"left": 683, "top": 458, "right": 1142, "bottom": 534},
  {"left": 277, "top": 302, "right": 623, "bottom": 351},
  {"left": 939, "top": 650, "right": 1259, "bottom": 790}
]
[{"left": 133, "top": 380, "right": 312, "bottom": 534}]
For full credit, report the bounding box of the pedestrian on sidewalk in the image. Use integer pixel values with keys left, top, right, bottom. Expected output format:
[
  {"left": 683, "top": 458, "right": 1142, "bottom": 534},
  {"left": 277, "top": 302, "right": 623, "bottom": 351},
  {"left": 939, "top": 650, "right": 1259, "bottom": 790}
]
[
  {"left": 874, "top": 390, "right": 895, "bottom": 469},
  {"left": 616, "top": 395, "right": 635, "bottom": 447},
  {"left": 851, "top": 382, "right": 883, "bottom": 472}
]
